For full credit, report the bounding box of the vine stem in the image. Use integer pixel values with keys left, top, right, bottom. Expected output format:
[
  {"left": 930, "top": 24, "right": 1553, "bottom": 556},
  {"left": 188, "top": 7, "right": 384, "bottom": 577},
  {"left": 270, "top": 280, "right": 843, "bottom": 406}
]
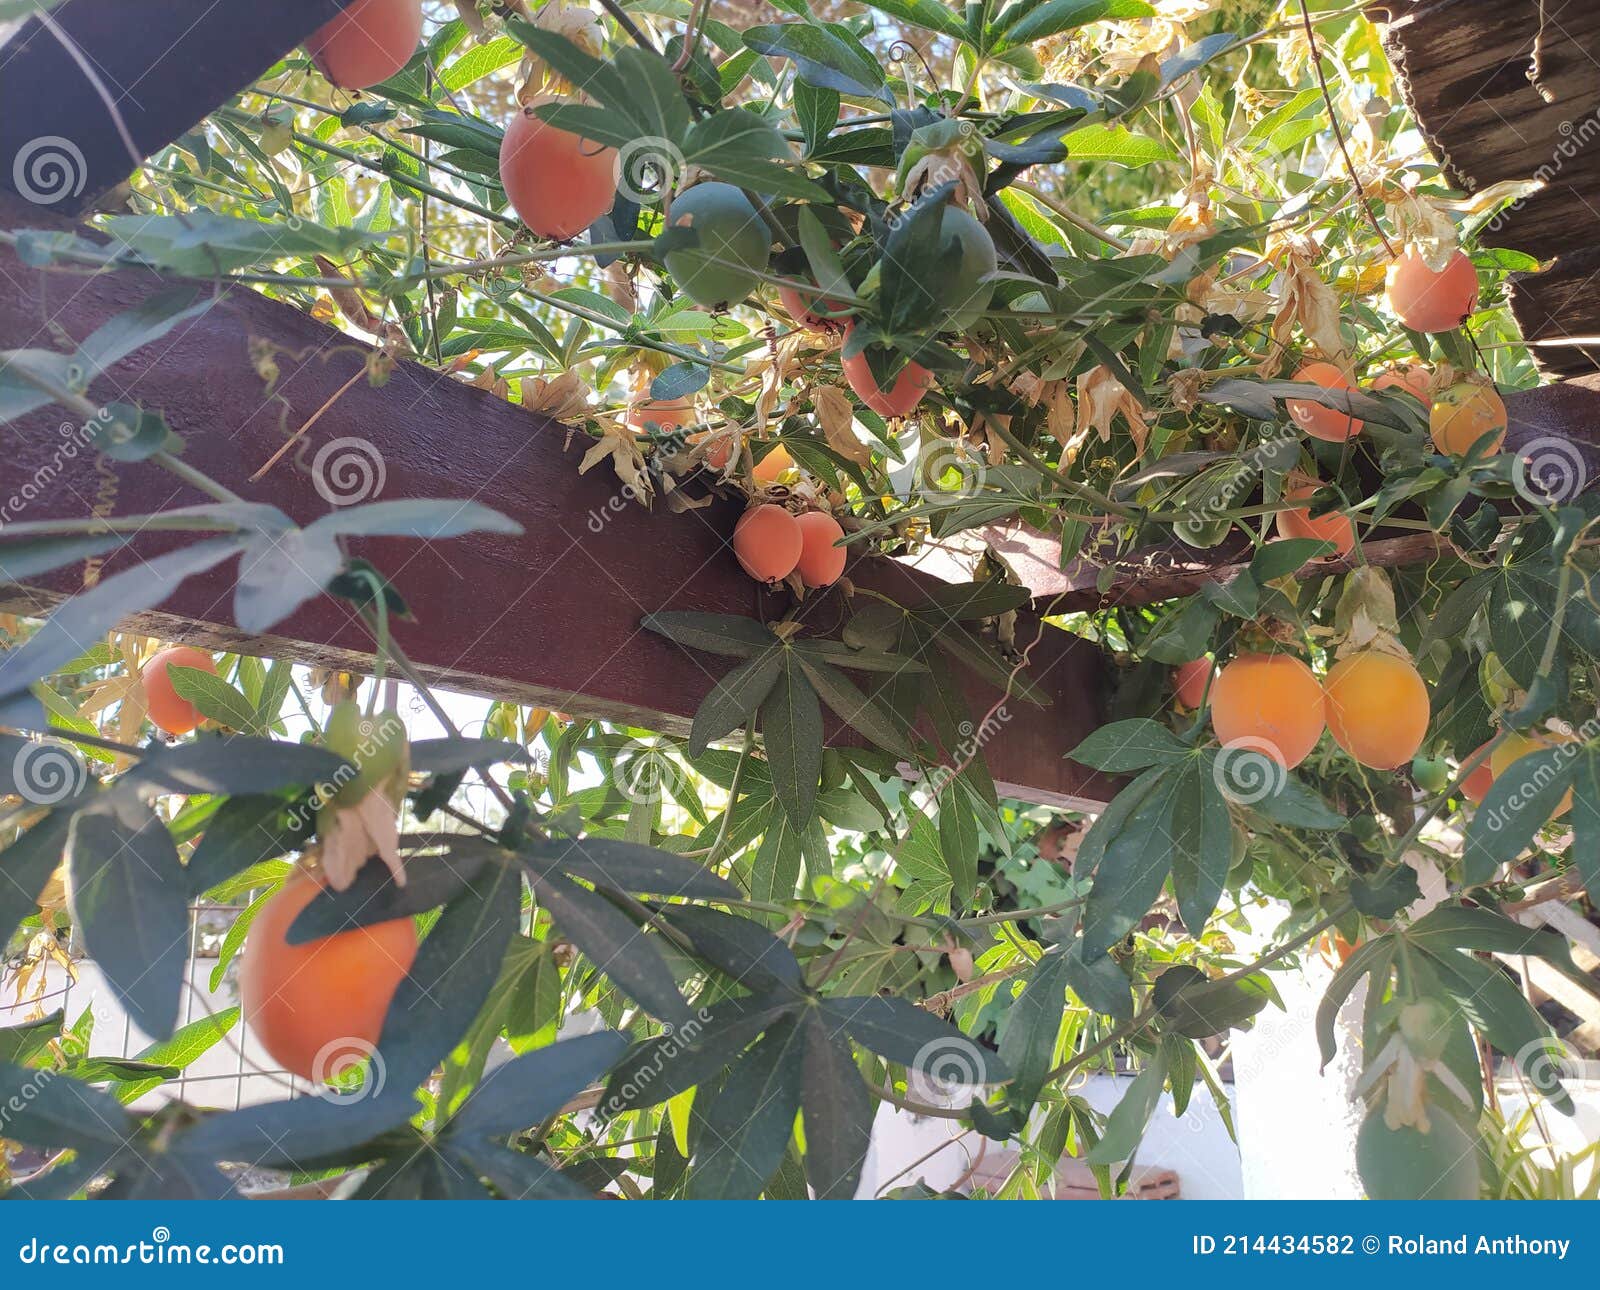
[
  {"left": 1295, "top": 0, "right": 1396, "bottom": 259},
  {"left": 597, "top": 0, "right": 660, "bottom": 55}
]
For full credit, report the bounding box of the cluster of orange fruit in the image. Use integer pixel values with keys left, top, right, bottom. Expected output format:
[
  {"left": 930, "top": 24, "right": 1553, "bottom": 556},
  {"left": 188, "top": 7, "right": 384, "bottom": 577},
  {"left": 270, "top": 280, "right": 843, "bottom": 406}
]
[
  {"left": 1279, "top": 245, "right": 1507, "bottom": 560},
  {"left": 732, "top": 504, "right": 847, "bottom": 588},
  {"left": 1180, "top": 650, "right": 1429, "bottom": 772},
  {"left": 1179, "top": 651, "right": 1573, "bottom": 819}
]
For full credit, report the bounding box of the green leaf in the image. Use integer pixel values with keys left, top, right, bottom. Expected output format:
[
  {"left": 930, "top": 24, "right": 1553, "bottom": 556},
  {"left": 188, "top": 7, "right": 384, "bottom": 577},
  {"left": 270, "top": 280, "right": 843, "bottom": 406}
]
[
  {"left": 821, "top": 996, "right": 1011, "bottom": 1084},
  {"left": 1151, "top": 964, "right": 1268, "bottom": 1037},
  {"left": 525, "top": 835, "right": 736, "bottom": 900},
  {"left": 999, "top": 949, "right": 1069, "bottom": 1114},
  {"left": 745, "top": 807, "right": 807, "bottom": 902},
  {"left": 1460, "top": 746, "right": 1576, "bottom": 883},
  {"left": 447, "top": 1031, "right": 629, "bottom": 1140},
  {"left": 0, "top": 1061, "right": 134, "bottom": 1156},
  {"left": 288, "top": 850, "right": 490, "bottom": 943},
  {"left": 1081, "top": 1048, "right": 1167, "bottom": 1164},
  {"left": 1316, "top": 936, "right": 1394, "bottom": 1067},
  {"left": 688, "top": 1015, "right": 805, "bottom": 1199},
  {"left": 1407, "top": 904, "right": 1576, "bottom": 970},
  {"left": 166, "top": 665, "right": 260, "bottom": 732},
  {"left": 115, "top": 1008, "right": 240, "bottom": 1104},
  {"left": 690, "top": 649, "right": 783, "bottom": 754},
  {"left": 1573, "top": 749, "right": 1600, "bottom": 901},
  {"left": 1487, "top": 566, "right": 1561, "bottom": 689},
  {"left": 799, "top": 1011, "right": 873, "bottom": 1199},
  {"left": 744, "top": 23, "right": 891, "bottom": 101},
  {"left": 1061, "top": 941, "right": 1134, "bottom": 1020},
  {"left": 1423, "top": 947, "right": 1574, "bottom": 1114},
  {"left": 1226, "top": 758, "right": 1347, "bottom": 830},
  {"left": 68, "top": 809, "right": 189, "bottom": 1039},
  {"left": 1060, "top": 121, "right": 1177, "bottom": 165},
  {"left": 0, "top": 809, "right": 71, "bottom": 947},
  {"left": 1069, "top": 718, "right": 1189, "bottom": 772},
  {"left": 1349, "top": 865, "right": 1421, "bottom": 919},
  {"left": 185, "top": 794, "right": 309, "bottom": 896},
  {"left": 856, "top": 0, "right": 970, "bottom": 41},
  {"left": 530, "top": 872, "right": 688, "bottom": 1023},
  {"left": 599, "top": 993, "right": 796, "bottom": 1115},
  {"left": 760, "top": 655, "right": 822, "bottom": 827},
  {"left": 1080, "top": 767, "right": 1175, "bottom": 959},
  {"left": 1249, "top": 538, "right": 1333, "bottom": 583},
  {"left": 915, "top": 580, "right": 1034, "bottom": 620},
  {"left": 409, "top": 736, "right": 531, "bottom": 776},
  {"left": 642, "top": 611, "right": 777, "bottom": 658},
  {"left": 306, "top": 498, "right": 522, "bottom": 542},
  {"left": 794, "top": 82, "right": 840, "bottom": 156},
  {"left": 654, "top": 904, "right": 804, "bottom": 993},
  {"left": 126, "top": 735, "right": 347, "bottom": 799},
  {"left": 936, "top": 779, "right": 980, "bottom": 907},
  {"left": 0, "top": 1010, "right": 64, "bottom": 1067},
  {"left": 680, "top": 108, "right": 830, "bottom": 201},
  {"left": 1140, "top": 597, "right": 1220, "bottom": 664},
  {"left": 0, "top": 538, "right": 241, "bottom": 705},
  {"left": 993, "top": 0, "right": 1154, "bottom": 48},
  {"left": 1168, "top": 759, "right": 1231, "bottom": 934},
  {"left": 0, "top": 533, "right": 123, "bottom": 583},
  {"left": 378, "top": 859, "right": 523, "bottom": 1092},
  {"left": 795, "top": 653, "right": 915, "bottom": 758}
]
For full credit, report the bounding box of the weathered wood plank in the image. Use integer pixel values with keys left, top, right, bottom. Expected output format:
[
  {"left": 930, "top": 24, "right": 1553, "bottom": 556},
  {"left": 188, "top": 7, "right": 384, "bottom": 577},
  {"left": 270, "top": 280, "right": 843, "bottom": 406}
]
[
  {"left": 0, "top": 199, "right": 1116, "bottom": 809},
  {"left": 0, "top": 0, "right": 353, "bottom": 214},
  {"left": 1380, "top": 0, "right": 1600, "bottom": 378}
]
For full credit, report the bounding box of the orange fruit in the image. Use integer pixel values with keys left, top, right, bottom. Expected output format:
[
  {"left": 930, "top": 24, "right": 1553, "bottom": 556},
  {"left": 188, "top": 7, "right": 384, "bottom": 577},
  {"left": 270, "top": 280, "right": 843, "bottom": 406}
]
[
  {"left": 1385, "top": 248, "right": 1478, "bottom": 334},
  {"left": 732, "top": 504, "right": 802, "bottom": 583},
  {"left": 626, "top": 397, "right": 695, "bottom": 436},
  {"left": 499, "top": 99, "right": 617, "bottom": 241},
  {"left": 1459, "top": 738, "right": 1497, "bottom": 803},
  {"left": 752, "top": 442, "right": 794, "bottom": 484},
  {"left": 305, "top": 0, "right": 423, "bottom": 90},
  {"left": 140, "top": 645, "right": 217, "bottom": 737},
  {"left": 1210, "top": 653, "right": 1326, "bottom": 769},
  {"left": 1370, "top": 364, "right": 1433, "bottom": 408},
  {"left": 1287, "top": 361, "right": 1363, "bottom": 442},
  {"left": 1429, "top": 377, "right": 1506, "bottom": 456},
  {"left": 841, "top": 325, "right": 934, "bottom": 418},
  {"left": 778, "top": 283, "right": 847, "bottom": 338},
  {"left": 1489, "top": 730, "right": 1576, "bottom": 817},
  {"left": 1322, "top": 651, "right": 1430, "bottom": 770},
  {"left": 1173, "top": 658, "right": 1213, "bottom": 709},
  {"left": 240, "top": 870, "right": 418, "bottom": 1083},
  {"left": 1275, "top": 482, "right": 1355, "bottom": 557},
  {"left": 794, "top": 511, "right": 847, "bottom": 587}
]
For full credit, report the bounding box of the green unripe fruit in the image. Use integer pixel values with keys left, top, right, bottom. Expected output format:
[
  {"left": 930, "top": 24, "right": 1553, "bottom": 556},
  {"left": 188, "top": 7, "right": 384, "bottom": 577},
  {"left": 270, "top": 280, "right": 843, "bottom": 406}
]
[
  {"left": 938, "top": 207, "right": 996, "bottom": 332},
  {"left": 324, "top": 701, "right": 408, "bottom": 805},
  {"left": 663, "top": 183, "right": 771, "bottom": 309},
  {"left": 1411, "top": 753, "right": 1450, "bottom": 793},
  {"left": 1356, "top": 1106, "right": 1480, "bottom": 1199}
]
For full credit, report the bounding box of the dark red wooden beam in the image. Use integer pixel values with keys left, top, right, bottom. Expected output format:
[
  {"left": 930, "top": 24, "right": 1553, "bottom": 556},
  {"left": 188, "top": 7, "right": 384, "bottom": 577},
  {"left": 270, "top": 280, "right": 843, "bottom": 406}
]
[
  {"left": 0, "top": 0, "right": 354, "bottom": 215},
  {"left": 0, "top": 197, "right": 1116, "bottom": 809}
]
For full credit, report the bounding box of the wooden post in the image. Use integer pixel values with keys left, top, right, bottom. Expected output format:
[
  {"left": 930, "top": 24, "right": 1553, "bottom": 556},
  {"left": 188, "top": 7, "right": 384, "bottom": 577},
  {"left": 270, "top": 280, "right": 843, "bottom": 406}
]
[
  {"left": 0, "top": 198, "right": 1116, "bottom": 809},
  {"left": 0, "top": 0, "right": 353, "bottom": 214}
]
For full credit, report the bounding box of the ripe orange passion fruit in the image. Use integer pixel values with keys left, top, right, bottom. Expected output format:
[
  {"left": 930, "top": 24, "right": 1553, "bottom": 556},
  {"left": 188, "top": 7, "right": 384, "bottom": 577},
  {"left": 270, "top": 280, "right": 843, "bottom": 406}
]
[
  {"left": 240, "top": 869, "right": 418, "bottom": 1083},
  {"left": 1209, "top": 653, "right": 1326, "bottom": 769}
]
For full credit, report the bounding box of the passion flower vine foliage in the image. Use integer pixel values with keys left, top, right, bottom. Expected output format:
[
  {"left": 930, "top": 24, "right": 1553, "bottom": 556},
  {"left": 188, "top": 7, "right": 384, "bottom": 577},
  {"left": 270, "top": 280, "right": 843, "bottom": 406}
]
[{"left": 0, "top": 0, "right": 1596, "bottom": 1202}]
